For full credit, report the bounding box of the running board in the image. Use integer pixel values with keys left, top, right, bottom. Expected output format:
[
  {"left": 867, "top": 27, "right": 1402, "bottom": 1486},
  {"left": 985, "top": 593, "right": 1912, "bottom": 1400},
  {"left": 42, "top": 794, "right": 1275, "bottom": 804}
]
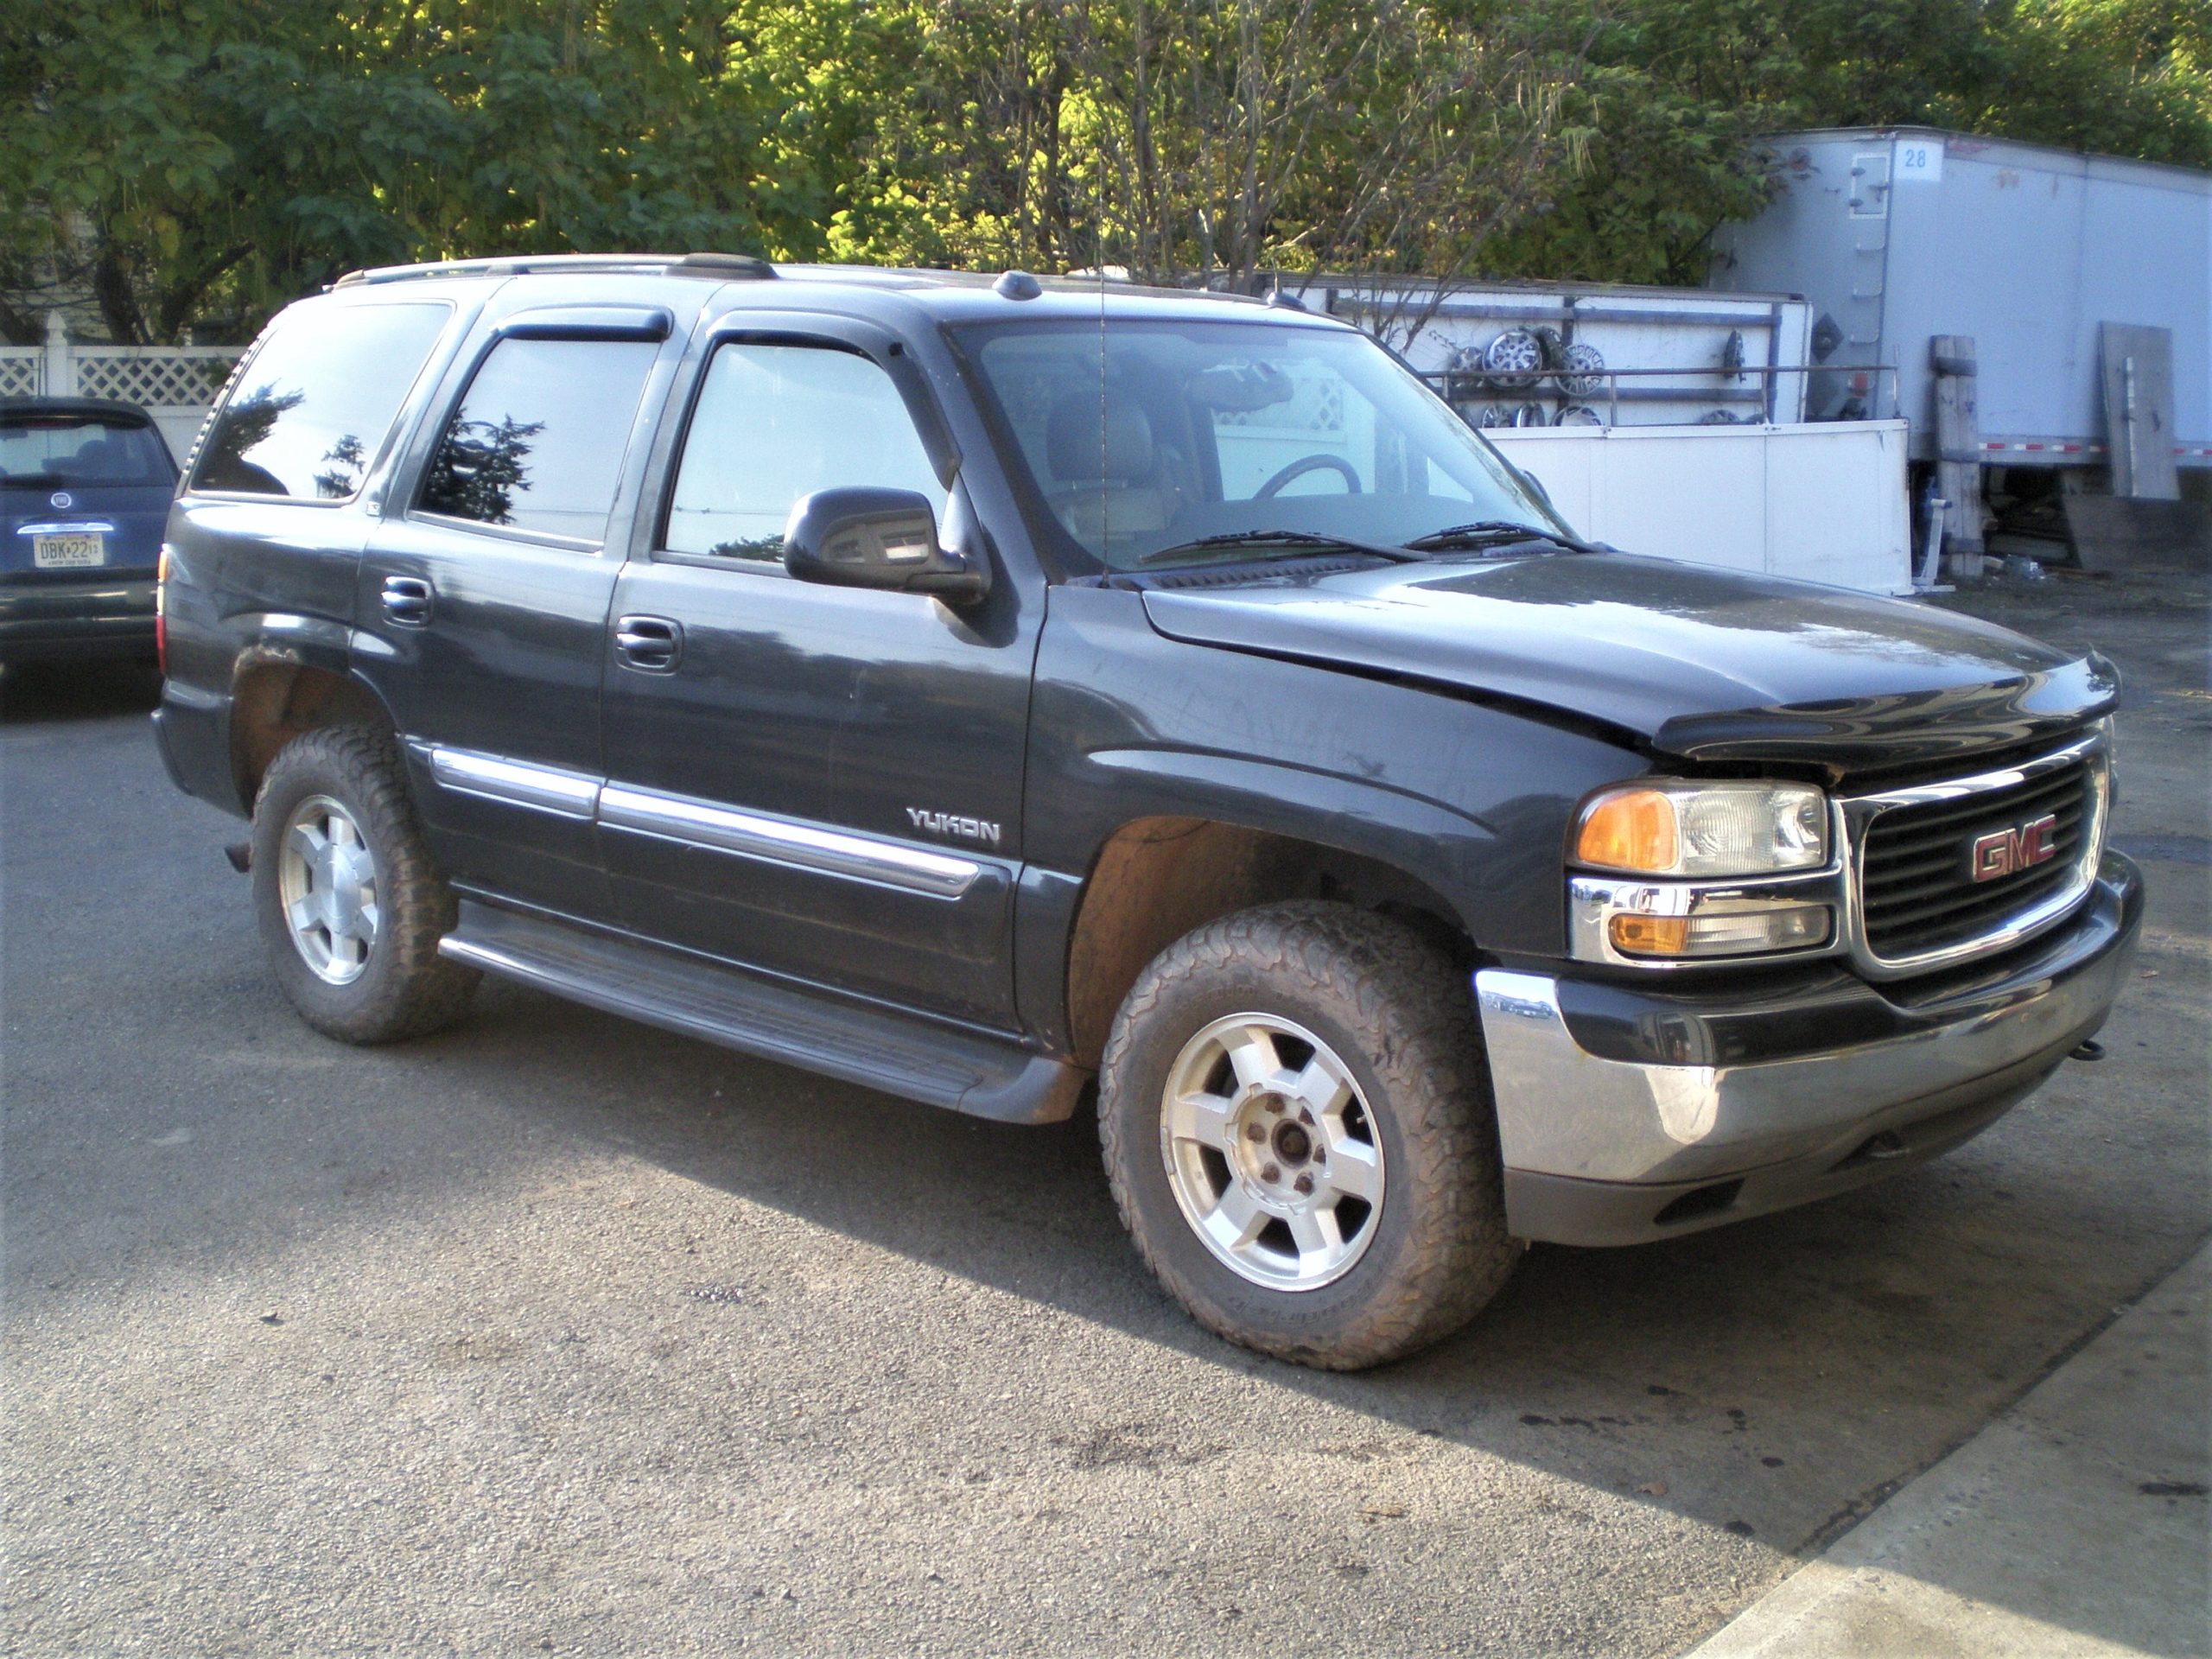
[{"left": 438, "top": 901, "right": 1085, "bottom": 1125}]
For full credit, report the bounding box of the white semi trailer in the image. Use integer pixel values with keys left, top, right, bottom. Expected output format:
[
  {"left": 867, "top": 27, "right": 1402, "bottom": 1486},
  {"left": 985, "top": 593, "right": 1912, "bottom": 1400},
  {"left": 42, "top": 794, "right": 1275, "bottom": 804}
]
[{"left": 1709, "top": 127, "right": 2210, "bottom": 475}]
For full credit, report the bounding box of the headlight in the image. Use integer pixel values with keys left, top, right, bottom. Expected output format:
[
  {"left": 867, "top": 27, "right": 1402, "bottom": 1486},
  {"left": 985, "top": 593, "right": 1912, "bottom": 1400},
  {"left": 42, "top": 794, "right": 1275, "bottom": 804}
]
[{"left": 1573, "top": 780, "right": 1829, "bottom": 878}]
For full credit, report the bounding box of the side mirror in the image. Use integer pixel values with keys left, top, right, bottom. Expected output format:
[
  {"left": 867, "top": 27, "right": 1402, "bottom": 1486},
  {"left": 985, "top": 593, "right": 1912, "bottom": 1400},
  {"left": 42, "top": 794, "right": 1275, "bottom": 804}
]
[{"left": 782, "top": 487, "right": 989, "bottom": 605}]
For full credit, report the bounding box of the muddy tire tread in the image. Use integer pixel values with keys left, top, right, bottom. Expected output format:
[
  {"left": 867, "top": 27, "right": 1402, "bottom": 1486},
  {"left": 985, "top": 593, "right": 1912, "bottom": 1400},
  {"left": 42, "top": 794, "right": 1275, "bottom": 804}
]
[
  {"left": 251, "top": 725, "right": 477, "bottom": 1045},
  {"left": 1099, "top": 901, "right": 1516, "bottom": 1370}
]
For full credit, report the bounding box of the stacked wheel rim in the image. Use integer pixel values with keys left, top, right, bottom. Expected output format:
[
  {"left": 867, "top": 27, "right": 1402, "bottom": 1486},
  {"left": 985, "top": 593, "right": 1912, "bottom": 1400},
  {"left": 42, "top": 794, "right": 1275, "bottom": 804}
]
[
  {"left": 1559, "top": 341, "right": 1606, "bottom": 397},
  {"left": 1483, "top": 328, "right": 1544, "bottom": 385}
]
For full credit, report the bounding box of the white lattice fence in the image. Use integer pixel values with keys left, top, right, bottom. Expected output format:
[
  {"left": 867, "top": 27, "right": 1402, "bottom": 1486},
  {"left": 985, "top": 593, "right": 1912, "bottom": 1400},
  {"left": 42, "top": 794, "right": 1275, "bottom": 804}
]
[
  {"left": 0, "top": 350, "right": 40, "bottom": 398},
  {"left": 70, "top": 347, "right": 243, "bottom": 409},
  {"left": 17, "top": 317, "right": 250, "bottom": 458}
]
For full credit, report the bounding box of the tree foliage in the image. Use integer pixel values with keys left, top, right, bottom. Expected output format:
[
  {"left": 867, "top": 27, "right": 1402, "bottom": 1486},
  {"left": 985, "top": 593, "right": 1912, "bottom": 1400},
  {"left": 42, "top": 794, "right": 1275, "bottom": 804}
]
[
  {"left": 3, "top": 0, "right": 2205, "bottom": 342},
  {"left": 0, "top": 0, "right": 839, "bottom": 340}
]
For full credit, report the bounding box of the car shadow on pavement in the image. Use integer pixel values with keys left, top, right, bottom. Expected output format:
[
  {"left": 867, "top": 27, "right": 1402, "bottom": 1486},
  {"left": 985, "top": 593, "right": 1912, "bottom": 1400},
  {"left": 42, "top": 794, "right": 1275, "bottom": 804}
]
[
  {"left": 0, "top": 659, "right": 162, "bottom": 722},
  {"left": 433, "top": 959, "right": 2209, "bottom": 1580}
]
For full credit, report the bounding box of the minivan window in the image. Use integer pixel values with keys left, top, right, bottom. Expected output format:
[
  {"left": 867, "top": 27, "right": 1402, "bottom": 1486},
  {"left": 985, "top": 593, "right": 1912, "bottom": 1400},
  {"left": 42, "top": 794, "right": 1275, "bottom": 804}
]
[
  {"left": 190, "top": 302, "right": 449, "bottom": 499},
  {"left": 662, "top": 342, "right": 944, "bottom": 562},
  {"left": 1, "top": 413, "right": 175, "bottom": 488},
  {"left": 418, "top": 337, "right": 658, "bottom": 544}
]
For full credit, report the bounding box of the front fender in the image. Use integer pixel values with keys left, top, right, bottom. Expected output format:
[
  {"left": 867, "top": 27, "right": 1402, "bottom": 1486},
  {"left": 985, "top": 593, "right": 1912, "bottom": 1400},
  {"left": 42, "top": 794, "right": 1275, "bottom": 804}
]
[
  {"left": 1018, "top": 584, "right": 1648, "bottom": 1049},
  {"left": 1078, "top": 747, "right": 1498, "bottom": 934}
]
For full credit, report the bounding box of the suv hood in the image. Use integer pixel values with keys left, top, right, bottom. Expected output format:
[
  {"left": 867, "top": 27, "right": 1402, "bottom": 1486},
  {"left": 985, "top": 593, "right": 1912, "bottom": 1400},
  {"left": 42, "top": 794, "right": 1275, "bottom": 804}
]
[{"left": 1139, "top": 555, "right": 2115, "bottom": 772}]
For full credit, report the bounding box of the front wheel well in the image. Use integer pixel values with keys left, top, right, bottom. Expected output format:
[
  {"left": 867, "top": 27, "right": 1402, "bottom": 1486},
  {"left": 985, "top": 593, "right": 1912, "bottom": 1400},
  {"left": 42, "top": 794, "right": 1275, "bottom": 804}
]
[
  {"left": 230, "top": 660, "right": 395, "bottom": 810},
  {"left": 1064, "top": 816, "right": 1473, "bottom": 1067}
]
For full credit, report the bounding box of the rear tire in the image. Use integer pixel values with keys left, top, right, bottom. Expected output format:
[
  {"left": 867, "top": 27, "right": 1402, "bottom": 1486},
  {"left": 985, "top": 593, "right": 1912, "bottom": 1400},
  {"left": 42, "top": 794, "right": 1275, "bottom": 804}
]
[
  {"left": 1099, "top": 901, "right": 1516, "bottom": 1370},
  {"left": 251, "top": 726, "right": 477, "bottom": 1044}
]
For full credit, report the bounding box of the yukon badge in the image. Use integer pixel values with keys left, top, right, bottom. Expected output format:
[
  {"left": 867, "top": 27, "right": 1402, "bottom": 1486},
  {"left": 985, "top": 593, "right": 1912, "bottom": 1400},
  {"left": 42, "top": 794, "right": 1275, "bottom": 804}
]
[
  {"left": 1970, "top": 813, "right": 2059, "bottom": 882},
  {"left": 907, "top": 807, "right": 1001, "bottom": 846}
]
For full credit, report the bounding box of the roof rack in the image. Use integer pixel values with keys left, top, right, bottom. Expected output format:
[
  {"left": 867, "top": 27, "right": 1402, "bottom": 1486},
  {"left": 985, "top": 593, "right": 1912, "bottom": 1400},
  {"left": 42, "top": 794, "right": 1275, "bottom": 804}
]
[
  {"left": 670, "top": 251, "right": 774, "bottom": 280},
  {"left": 332, "top": 252, "right": 776, "bottom": 289}
]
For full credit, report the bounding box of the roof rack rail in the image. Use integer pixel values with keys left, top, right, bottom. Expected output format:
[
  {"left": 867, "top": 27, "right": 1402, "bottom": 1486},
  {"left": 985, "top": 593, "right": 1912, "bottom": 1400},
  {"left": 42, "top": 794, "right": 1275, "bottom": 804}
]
[
  {"left": 332, "top": 252, "right": 776, "bottom": 289},
  {"left": 670, "top": 251, "right": 775, "bottom": 280}
]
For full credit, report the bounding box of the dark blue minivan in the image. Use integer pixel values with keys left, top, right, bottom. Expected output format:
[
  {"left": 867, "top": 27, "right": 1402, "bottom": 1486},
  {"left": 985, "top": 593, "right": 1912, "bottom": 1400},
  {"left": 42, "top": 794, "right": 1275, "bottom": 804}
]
[{"left": 1, "top": 397, "right": 179, "bottom": 663}]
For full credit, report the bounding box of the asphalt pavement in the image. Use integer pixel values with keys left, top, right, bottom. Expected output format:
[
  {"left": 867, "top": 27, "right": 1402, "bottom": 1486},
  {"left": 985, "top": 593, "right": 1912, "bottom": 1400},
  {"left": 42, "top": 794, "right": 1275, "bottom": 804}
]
[
  {"left": 1690, "top": 1243, "right": 2208, "bottom": 1657},
  {"left": 4, "top": 558, "right": 2206, "bottom": 1658}
]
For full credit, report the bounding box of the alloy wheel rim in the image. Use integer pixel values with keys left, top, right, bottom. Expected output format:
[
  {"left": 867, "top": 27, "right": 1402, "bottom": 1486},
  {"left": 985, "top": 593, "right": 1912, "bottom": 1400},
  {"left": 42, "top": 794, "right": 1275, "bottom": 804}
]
[
  {"left": 277, "top": 794, "right": 379, "bottom": 986},
  {"left": 1158, "top": 1013, "right": 1385, "bottom": 1292}
]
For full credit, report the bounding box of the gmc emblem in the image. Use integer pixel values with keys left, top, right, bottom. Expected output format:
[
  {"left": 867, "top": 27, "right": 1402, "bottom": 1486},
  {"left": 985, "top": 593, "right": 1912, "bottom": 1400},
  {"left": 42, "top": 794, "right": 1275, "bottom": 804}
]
[{"left": 1970, "top": 813, "right": 2060, "bottom": 882}]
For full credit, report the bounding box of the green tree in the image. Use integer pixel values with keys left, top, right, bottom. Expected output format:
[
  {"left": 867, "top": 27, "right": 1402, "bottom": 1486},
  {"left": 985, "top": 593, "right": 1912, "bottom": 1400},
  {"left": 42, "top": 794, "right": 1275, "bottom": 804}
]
[
  {"left": 5, "top": 0, "right": 2204, "bottom": 341},
  {"left": 815, "top": 0, "right": 1593, "bottom": 336},
  {"left": 0, "top": 0, "right": 825, "bottom": 342}
]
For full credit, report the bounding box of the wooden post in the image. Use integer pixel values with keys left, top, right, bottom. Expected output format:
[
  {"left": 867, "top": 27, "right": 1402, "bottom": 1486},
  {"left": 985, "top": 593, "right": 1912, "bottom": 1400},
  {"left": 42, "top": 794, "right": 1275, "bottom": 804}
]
[{"left": 1930, "top": 334, "right": 1983, "bottom": 581}]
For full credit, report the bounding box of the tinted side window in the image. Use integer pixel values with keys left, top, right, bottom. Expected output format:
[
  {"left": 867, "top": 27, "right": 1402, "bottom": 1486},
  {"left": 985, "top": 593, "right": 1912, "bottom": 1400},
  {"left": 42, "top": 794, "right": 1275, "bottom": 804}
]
[
  {"left": 663, "top": 343, "right": 944, "bottom": 562},
  {"left": 191, "top": 302, "right": 449, "bottom": 499},
  {"left": 418, "top": 338, "right": 658, "bottom": 543}
]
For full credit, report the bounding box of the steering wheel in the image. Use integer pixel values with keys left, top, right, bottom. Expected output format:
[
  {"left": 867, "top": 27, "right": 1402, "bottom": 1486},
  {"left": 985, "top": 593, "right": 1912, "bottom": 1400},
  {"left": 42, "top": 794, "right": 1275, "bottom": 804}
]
[{"left": 1254, "top": 453, "right": 1362, "bottom": 499}]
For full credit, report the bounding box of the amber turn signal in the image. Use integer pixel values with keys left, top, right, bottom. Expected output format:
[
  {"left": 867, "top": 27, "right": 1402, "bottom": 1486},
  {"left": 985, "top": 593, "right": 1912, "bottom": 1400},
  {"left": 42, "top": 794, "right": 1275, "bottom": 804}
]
[
  {"left": 1574, "top": 788, "right": 1679, "bottom": 874},
  {"left": 1608, "top": 913, "right": 1690, "bottom": 955}
]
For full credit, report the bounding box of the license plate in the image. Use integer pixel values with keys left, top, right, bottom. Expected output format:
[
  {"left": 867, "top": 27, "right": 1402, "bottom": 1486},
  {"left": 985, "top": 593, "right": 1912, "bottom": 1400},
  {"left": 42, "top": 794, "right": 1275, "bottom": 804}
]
[{"left": 32, "top": 531, "right": 105, "bottom": 569}]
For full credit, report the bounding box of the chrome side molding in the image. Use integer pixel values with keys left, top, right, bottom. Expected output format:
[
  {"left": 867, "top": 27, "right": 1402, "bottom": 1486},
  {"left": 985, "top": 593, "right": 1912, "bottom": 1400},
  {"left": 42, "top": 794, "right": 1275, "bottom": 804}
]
[
  {"left": 416, "top": 745, "right": 986, "bottom": 899},
  {"left": 598, "top": 782, "right": 981, "bottom": 899},
  {"left": 424, "top": 745, "right": 601, "bottom": 819}
]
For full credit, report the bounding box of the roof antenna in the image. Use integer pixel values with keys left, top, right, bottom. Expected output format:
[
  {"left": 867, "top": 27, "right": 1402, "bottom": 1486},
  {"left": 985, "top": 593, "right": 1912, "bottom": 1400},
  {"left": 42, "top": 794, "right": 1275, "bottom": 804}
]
[{"left": 994, "top": 270, "right": 1043, "bottom": 302}]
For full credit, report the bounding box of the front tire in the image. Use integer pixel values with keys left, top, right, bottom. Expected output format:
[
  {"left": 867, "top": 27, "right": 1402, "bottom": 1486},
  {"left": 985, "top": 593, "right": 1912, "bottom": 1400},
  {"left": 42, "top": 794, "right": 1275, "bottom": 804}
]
[
  {"left": 1099, "top": 901, "right": 1517, "bottom": 1370},
  {"left": 251, "top": 726, "right": 477, "bottom": 1044}
]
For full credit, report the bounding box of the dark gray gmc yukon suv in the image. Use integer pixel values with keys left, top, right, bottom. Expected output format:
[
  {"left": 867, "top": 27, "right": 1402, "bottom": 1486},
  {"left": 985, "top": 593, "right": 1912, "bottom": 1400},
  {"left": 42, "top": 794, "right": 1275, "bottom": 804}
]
[{"left": 154, "top": 254, "right": 2142, "bottom": 1369}]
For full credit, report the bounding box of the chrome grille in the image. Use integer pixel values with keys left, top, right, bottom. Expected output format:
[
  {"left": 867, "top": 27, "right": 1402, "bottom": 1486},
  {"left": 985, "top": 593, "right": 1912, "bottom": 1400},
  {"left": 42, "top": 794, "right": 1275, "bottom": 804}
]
[
  {"left": 1860, "top": 761, "right": 2090, "bottom": 955},
  {"left": 1843, "top": 732, "right": 2108, "bottom": 977}
]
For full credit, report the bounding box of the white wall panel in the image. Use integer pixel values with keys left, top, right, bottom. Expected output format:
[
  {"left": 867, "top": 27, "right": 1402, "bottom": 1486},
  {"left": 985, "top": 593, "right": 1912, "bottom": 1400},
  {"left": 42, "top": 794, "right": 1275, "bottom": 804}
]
[{"left": 1486, "top": 420, "right": 1913, "bottom": 594}]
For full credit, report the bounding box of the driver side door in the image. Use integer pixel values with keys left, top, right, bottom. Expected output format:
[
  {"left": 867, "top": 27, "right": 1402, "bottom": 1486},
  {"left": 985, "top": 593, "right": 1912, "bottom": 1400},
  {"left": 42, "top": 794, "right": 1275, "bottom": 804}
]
[{"left": 600, "top": 318, "right": 1040, "bottom": 1031}]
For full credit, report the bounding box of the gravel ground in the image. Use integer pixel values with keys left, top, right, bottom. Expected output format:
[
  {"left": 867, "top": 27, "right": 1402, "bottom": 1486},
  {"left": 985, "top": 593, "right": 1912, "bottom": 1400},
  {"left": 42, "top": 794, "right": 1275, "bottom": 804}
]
[{"left": 3, "top": 558, "right": 2205, "bottom": 1657}]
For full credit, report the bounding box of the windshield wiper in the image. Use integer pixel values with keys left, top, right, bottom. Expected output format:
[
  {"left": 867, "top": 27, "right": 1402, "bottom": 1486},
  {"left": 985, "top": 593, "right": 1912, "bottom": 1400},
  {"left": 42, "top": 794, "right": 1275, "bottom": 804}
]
[
  {"left": 1134, "top": 529, "right": 1432, "bottom": 568},
  {"left": 1402, "top": 520, "right": 1601, "bottom": 556}
]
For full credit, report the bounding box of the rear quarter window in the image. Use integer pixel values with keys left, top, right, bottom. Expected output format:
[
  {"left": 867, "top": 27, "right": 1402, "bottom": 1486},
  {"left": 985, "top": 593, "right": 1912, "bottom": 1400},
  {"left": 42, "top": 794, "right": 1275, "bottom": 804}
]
[
  {"left": 416, "top": 336, "right": 660, "bottom": 545},
  {"left": 190, "top": 302, "right": 451, "bottom": 500}
]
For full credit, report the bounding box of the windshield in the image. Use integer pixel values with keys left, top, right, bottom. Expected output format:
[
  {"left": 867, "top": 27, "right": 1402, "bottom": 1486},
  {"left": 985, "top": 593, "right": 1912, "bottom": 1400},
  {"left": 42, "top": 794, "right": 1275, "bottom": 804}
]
[
  {"left": 956, "top": 316, "right": 1560, "bottom": 570},
  {"left": 0, "top": 413, "right": 175, "bottom": 488}
]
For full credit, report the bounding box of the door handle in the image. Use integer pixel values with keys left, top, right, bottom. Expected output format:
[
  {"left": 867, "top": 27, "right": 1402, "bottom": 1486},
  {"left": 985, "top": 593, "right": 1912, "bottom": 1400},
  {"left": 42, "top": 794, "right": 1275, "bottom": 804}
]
[
  {"left": 613, "top": 613, "right": 683, "bottom": 672},
  {"left": 380, "top": 575, "right": 433, "bottom": 627}
]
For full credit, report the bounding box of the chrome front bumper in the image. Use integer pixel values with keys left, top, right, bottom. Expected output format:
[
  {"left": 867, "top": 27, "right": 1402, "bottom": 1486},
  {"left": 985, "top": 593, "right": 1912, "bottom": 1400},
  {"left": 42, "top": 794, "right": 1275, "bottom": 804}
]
[{"left": 1478, "top": 855, "right": 2143, "bottom": 1246}]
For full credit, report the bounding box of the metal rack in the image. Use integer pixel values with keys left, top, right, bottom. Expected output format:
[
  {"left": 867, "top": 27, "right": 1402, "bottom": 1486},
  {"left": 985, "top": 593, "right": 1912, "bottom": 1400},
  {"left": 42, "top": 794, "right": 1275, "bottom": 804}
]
[{"left": 1425, "top": 362, "right": 1902, "bottom": 429}]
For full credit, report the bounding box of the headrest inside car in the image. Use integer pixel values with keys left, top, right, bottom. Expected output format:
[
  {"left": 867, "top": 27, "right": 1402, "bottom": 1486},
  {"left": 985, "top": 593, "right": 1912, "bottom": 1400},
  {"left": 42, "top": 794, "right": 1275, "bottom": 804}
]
[{"left": 1046, "top": 393, "right": 1154, "bottom": 485}]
